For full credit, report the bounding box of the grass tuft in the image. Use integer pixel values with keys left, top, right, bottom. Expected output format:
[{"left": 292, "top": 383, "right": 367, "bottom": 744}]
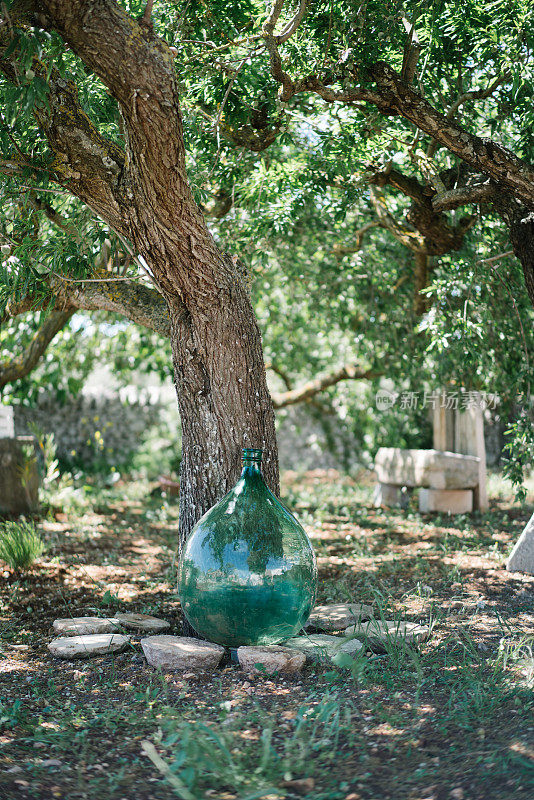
[{"left": 0, "top": 519, "right": 45, "bottom": 570}]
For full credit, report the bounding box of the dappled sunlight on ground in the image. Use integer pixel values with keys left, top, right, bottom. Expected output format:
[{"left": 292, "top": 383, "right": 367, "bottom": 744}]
[{"left": 0, "top": 470, "right": 532, "bottom": 799}]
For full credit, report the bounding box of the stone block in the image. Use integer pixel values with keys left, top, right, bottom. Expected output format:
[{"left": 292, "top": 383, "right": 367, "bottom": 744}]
[
  {"left": 0, "top": 436, "right": 40, "bottom": 515},
  {"left": 375, "top": 447, "right": 479, "bottom": 489},
  {"left": 305, "top": 602, "right": 374, "bottom": 632},
  {"left": 48, "top": 634, "right": 130, "bottom": 659},
  {"left": 53, "top": 617, "right": 120, "bottom": 636},
  {"left": 373, "top": 483, "right": 402, "bottom": 508},
  {"left": 284, "top": 634, "right": 364, "bottom": 663},
  {"left": 0, "top": 406, "right": 15, "bottom": 438},
  {"left": 507, "top": 513, "right": 534, "bottom": 575},
  {"left": 141, "top": 635, "right": 225, "bottom": 671},
  {"left": 115, "top": 612, "right": 170, "bottom": 633},
  {"left": 419, "top": 488, "right": 473, "bottom": 514},
  {"left": 237, "top": 645, "right": 305, "bottom": 674},
  {"left": 343, "top": 620, "right": 429, "bottom": 651}
]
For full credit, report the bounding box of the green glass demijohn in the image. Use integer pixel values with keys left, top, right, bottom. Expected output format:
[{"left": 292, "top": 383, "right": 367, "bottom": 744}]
[{"left": 177, "top": 448, "right": 317, "bottom": 647}]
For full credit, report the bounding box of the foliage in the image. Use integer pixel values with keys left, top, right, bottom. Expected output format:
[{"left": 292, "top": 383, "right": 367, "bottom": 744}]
[
  {"left": 0, "top": 519, "right": 45, "bottom": 570},
  {"left": 0, "top": 0, "right": 532, "bottom": 485},
  {"left": 502, "top": 412, "right": 534, "bottom": 502}
]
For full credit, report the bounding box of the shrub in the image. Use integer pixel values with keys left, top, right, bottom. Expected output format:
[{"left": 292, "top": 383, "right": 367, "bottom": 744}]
[{"left": 0, "top": 520, "right": 45, "bottom": 570}]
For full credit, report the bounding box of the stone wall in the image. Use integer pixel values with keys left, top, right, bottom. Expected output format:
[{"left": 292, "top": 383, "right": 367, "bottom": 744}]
[{"left": 13, "top": 391, "right": 162, "bottom": 472}]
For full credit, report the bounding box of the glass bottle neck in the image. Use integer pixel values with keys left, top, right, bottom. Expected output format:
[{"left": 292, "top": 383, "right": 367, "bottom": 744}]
[
  {"left": 241, "top": 459, "right": 262, "bottom": 475},
  {"left": 241, "top": 448, "right": 263, "bottom": 475}
]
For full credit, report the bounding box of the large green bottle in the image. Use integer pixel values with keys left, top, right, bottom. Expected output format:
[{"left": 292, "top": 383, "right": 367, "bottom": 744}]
[{"left": 177, "top": 448, "right": 317, "bottom": 647}]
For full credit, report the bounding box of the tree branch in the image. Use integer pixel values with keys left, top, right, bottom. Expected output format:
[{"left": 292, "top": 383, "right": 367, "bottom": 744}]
[
  {"left": 368, "top": 164, "right": 428, "bottom": 205},
  {"left": 35, "top": 0, "right": 185, "bottom": 194},
  {"left": 26, "top": 192, "right": 81, "bottom": 240},
  {"left": 366, "top": 62, "right": 534, "bottom": 208},
  {"left": 432, "top": 181, "right": 497, "bottom": 212},
  {"left": 141, "top": 0, "right": 154, "bottom": 27},
  {"left": 368, "top": 166, "right": 477, "bottom": 255},
  {"left": 427, "top": 74, "right": 506, "bottom": 158},
  {"left": 59, "top": 276, "right": 172, "bottom": 337},
  {"left": 0, "top": 18, "right": 127, "bottom": 233},
  {"left": 331, "top": 221, "right": 379, "bottom": 257},
  {"left": 263, "top": 1, "right": 287, "bottom": 35},
  {"left": 401, "top": 15, "right": 422, "bottom": 84},
  {"left": 262, "top": 49, "right": 534, "bottom": 207},
  {"left": 277, "top": 0, "right": 306, "bottom": 44},
  {"left": 413, "top": 250, "right": 429, "bottom": 316},
  {"left": 2, "top": 275, "right": 173, "bottom": 337},
  {"left": 0, "top": 308, "right": 74, "bottom": 389},
  {"left": 369, "top": 185, "right": 425, "bottom": 253},
  {"left": 265, "top": 360, "right": 293, "bottom": 391},
  {"left": 271, "top": 363, "right": 382, "bottom": 409}
]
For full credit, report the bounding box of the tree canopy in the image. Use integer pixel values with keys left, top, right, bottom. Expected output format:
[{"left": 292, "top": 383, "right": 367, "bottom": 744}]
[{"left": 0, "top": 0, "right": 533, "bottom": 487}]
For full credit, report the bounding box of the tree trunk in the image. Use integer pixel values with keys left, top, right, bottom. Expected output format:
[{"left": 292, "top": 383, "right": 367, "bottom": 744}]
[
  {"left": 413, "top": 251, "right": 429, "bottom": 316},
  {"left": 166, "top": 263, "right": 279, "bottom": 550},
  {"left": 506, "top": 209, "right": 534, "bottom": 307},
  {"left": 122, "top": 170, "right": 280, "bottom": 547}
]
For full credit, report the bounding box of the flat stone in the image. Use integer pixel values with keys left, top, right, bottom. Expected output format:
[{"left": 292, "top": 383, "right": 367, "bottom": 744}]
[
  {"left": 237, "top": 645, "right": 306, "bottom": 674},
  {"left": 419, "top": 488, "right": 473, "bottom": 514},
  {"left": 507, "top": 513, "right": 534, "bottom": 575},
  {"left": 374, "top": 447, "right": 479, "bottom": 489},
  {"left": 48, "top": 634, "right": 130, "bottom": 660},
  {"left": 141, "top": 635, "right": 225, "bottom": 671},
  {"left": 343, "top": 619, "right": 429, "bottom": 650},
  {"left": 52, "top": 617, "right": 120, "bottom": 636},
  {"left": 284, "top": 634, "right": 364, "bottom": 663},
  {"left": 305, "top": 603, "right": 374, "bottom": 632},
  {"left": 114, "top": 612, "right": 170, "bottom": 633}
]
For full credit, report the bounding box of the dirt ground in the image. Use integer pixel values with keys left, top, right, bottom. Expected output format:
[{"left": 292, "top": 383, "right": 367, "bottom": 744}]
[{"left": 0, "top": 470, "right": 533, "bottom": 800}]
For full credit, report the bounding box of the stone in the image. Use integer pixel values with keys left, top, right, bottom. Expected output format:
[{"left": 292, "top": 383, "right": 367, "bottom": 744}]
[
  {"left": 114, "top": 612, "right": 170, "bottom": 633},
  {"left": 418, "top": 488, "right": 473, "bottom": 514},
  {"left": 281, "top": 778, "right": 315, "bottom": 794},
  {"left": 507, "top": 512, "right": 534, "bottom": 575},
  {"left": 373, "top": 483, "right": 403, "bottom": 508},
  {"left": 343, "top": 619, "right": 429, "bottom": 650},
  {"left": 52, "top": 617, "right": 121, "bottom": 636},
  {"left": 237, "top": 645, "right": 306, "bottom": 674},
  {"left": 48, "top": 634, "right": 130, "bottom": 660},
  {"left": 374, "top": 448, "right": 479, "bottom": 490},
  {"left": 454, "top": 395, "right": 488, "bottom": 511},
  {"left": 0, "top": 436, "right": 40, "bottom": 515},
  {"left": 433, "top": 394, "right": 455, "bottom": 453},
  {"left": 141, "top": 635, "right": 225, "bottom": 671},
  {"left": 305, "top": 603, "right": 374, "bottom": 632},
  {"left": 0, "top": 406, "right": 15, "bottom": 438},
  {"left": 284, "top": 634, "right": 364, "bottom": 663}
]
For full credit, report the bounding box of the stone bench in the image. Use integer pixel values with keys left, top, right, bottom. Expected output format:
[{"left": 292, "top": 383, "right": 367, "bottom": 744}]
[{"left": 374, "top": 447, "right": 480, "bottom": 514}]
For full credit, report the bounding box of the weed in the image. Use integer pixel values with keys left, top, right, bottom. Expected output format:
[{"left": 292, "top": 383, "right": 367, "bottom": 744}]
[
  {"left": 100, "top": 589, "right": 121, "bottom": 607},
  {"left": 0, "top": 699, "right": 28, "bottom": 730},
  {"left": 145, "top": 694, "right": 349, "bottom": 799}
]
